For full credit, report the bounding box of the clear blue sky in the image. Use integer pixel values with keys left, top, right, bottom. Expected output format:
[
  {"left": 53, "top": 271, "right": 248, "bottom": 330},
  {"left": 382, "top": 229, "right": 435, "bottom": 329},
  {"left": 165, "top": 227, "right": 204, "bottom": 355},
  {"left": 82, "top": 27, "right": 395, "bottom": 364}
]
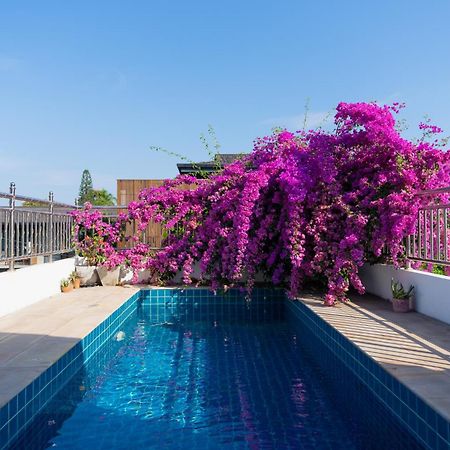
[{"left": 1, "top": 1, "right": 450, "bottom": 203}]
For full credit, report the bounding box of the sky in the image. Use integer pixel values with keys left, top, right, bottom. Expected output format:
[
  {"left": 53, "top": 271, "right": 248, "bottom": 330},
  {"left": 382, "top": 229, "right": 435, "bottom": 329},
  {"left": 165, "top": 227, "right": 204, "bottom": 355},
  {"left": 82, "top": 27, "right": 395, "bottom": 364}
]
[{"left": 1, "top": 0, "right": 450, "bottom": 203}]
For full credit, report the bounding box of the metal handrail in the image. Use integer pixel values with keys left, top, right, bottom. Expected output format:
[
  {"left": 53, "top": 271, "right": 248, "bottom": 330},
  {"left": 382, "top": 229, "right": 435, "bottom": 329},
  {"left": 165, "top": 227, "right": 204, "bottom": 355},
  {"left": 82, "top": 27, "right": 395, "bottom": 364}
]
[
  {"left": 0, "top": 191, "right": 76, "bottom": 209},
  {"left": 405, "top": 187, "right": 450, "bottom": 267},
  {"left": 0, "top": 182, "right": 75, "bottom": 270},
  {"left": 415, "top": 186, "right": 450, "bottom": 196}
]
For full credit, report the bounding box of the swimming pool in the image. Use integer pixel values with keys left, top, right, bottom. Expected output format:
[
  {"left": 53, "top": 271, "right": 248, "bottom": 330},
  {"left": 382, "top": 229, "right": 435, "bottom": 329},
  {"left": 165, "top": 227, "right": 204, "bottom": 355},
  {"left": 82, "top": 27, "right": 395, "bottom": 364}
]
[{"left": 6, "top": 289, "right": 426, "bottom": 449}]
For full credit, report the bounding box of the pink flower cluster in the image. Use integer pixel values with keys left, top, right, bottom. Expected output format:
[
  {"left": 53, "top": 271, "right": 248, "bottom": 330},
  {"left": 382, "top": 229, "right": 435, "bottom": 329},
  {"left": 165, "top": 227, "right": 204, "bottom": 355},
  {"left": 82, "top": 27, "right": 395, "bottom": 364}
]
[
  {"left": 418, "top": 122, "right": 443, "bottom": 134},
  {"left": 72, "top": 102, "right": 450, "bottom": 303},
  {"left": 71, "top": 203, "right": 150, "bottom": 271}
]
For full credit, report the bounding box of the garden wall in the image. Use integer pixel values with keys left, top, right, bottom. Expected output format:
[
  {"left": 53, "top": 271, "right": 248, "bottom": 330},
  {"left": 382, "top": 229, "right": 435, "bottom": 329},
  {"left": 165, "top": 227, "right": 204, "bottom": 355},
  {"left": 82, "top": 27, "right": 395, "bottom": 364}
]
[
  {"left": 359, "top": 263, "right": 450, "bottom": 325},
  {"left": 0, "top": 258, "right": 75, "bottom": 318}
]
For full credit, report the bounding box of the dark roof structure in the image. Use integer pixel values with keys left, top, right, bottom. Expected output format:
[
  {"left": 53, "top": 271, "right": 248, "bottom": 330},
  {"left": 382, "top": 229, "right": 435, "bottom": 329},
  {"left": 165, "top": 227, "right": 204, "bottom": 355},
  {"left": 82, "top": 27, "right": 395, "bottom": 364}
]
[{"left": 177, "top": 154, "right": 243, "bottom": 177}]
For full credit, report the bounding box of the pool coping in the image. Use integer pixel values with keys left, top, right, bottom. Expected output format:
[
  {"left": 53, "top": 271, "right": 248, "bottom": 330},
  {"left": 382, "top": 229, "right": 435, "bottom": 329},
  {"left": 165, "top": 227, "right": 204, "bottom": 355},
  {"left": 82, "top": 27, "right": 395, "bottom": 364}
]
[
  {"left": 0, "top": 285, "right": 140, "bottom": 447},
  {"left": 292, "top": 293, "right": 450, "bottom": 449}
]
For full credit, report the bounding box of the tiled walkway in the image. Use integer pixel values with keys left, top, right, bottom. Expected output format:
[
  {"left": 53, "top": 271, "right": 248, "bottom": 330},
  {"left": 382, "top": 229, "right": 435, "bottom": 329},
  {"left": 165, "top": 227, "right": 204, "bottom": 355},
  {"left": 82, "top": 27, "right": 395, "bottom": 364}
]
[
  {"left": 0, "top": 286, "right": 138, "bottom": 408},
  {"left": 299, "top": 293, "right": 450, "bottom": 421}
]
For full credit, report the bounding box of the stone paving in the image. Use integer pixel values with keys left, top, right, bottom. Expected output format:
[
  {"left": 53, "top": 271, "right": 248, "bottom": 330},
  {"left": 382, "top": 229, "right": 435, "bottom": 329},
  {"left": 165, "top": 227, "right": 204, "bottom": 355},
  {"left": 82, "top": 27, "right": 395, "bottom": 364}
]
[
  {"left": 300, "top": 293, "right": 450, "bottom": 421},
  {"left": 0, "top": 285, "right": 138, "bottom": 408}
]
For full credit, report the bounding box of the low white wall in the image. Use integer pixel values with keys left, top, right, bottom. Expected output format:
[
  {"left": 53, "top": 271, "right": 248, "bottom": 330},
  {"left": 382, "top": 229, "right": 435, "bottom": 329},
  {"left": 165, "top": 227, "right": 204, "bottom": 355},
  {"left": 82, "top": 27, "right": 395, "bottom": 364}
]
[
  {"left": 0, "top": 258, "right": 75, "bottom": 318},
  {"left": 359, "top": 264, "right": 450, "bottom": 325}
]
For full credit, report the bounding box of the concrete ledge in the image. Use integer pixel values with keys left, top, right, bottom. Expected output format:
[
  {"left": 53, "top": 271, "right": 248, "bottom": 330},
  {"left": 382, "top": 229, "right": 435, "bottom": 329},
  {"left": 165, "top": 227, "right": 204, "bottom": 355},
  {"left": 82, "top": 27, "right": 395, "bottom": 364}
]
[
  {"left": 0, "top": 258, "right": 75, "bottom": 318},
  {"left": 360, "top": 263, "right": 450, "bottom": 326}
]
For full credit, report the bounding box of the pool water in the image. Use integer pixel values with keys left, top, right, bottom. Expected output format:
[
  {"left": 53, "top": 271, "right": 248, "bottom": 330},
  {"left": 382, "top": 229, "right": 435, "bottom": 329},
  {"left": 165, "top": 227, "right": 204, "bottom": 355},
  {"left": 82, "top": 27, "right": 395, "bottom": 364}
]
[{"left": 11, "top": 300, "right": 423, "bottom": 449}]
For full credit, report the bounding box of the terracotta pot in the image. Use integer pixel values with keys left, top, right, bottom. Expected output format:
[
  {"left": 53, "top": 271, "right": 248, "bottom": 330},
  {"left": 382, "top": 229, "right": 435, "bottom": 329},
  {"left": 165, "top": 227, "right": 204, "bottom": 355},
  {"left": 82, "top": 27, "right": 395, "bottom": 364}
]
[
  {"left": 72, "top": 278, "right": 81, "bottom": 289},
  {"left": 392, "top": 297, "right": 410, "bottom": 313},
  {"left": 61, "top": 283, "right": 73, "bottom": 293},
  {"left": 96, "top": 266, "right": 120, "bottom": 286}
]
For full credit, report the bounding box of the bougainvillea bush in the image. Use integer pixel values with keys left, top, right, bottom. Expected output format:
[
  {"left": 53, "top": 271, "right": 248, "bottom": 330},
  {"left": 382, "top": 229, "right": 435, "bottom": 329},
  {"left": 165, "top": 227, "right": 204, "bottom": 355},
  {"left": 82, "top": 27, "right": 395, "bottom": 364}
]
[
  {"left": 71, "top": 204, "right": 127, "bottom": 268},
  {"left": 72, "top": 102, "right": 450, "bottom": 304}
]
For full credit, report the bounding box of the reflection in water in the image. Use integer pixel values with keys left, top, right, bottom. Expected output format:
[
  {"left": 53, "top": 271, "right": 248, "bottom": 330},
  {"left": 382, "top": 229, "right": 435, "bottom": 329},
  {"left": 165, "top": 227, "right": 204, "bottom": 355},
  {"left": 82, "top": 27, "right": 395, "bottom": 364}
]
[{"left": 11, "top": 311, "right": 423, "bottom": 450}]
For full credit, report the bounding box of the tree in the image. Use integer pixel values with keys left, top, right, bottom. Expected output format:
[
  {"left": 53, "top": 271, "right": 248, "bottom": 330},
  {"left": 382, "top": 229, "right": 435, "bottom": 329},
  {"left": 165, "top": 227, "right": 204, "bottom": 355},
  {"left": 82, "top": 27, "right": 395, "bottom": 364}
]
[
  {"left": 78, "top": 169, "right": 93, "bottom": 204},
  {"left": 22, "top": 200, "right": 47, "bottom": 208},
  {"left": 84, "top": 189, "right": 116, "bottom": 206}
]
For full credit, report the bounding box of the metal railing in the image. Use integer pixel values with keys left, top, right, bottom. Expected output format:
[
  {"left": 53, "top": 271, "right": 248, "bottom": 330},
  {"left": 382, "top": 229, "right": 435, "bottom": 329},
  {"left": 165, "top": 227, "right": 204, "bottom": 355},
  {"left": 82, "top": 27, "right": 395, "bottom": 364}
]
[
  {"left": 0, "top": 182, "right": 76, "bottom": 270},
  {"left": 405, "top": 187, "right": 450, "bottom": 266}
]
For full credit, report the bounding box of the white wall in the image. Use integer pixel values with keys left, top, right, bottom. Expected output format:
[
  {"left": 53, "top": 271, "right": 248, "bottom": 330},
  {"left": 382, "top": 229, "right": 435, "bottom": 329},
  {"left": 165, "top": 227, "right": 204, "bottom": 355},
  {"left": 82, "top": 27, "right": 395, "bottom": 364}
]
[
  {"left": 359, "top": 264, "right": 450, "bottom": 325},
  {"left": 0, "top": 258, "right": 75, "bottom": 318}
]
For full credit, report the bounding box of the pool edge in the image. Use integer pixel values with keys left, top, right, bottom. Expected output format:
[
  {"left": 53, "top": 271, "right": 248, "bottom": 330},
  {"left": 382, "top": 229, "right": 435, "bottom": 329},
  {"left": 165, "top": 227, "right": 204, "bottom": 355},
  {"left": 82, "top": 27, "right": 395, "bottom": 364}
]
[
  {"left": 0, "top": 289, "right": 141, "bottom": 449},
  {"left": 288, "top": 298, "right": 450, "bottom": 449}
]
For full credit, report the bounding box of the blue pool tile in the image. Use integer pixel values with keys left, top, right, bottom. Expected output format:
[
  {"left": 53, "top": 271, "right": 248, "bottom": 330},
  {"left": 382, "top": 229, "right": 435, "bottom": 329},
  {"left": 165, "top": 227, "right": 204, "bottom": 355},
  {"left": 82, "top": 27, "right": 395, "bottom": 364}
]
[
  {"left": 0, "top": 405, "right": 7, "bottom": 427},
  {"left": 416, "top": 417, "right": 428, "bottom": 443},
  {"left": 437, "top": 414, "right": 449, "bottom": 441},
  {"left": 0, "top": 424, "right": 8, "bottom": 445},
  {"left": 8, "top": 397, "right": 17, "bottom": 417},
  {"left": 8, "top": 414, "right": 17, "bottom": 440},
  {"left": 437, "top": 433, "right": 450, "bottom": 450},
  {"left": 18, "top": 408, "right": 25, "bottom": 429},
  {"left": 426, "top": 423, "right": 438, "bottom": 449},
  {"left": 286, "top": 298, "right": 450, "bottom": 449},
  {"left": 17, "top": 390, "right": 25, "bottom": 411}
]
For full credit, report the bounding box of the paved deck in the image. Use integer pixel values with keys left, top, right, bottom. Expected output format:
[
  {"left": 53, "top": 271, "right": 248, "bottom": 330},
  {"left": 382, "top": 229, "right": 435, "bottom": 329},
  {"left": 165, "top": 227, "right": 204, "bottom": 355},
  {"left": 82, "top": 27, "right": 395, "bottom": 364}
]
[
  {"left": 0, "top": 285, "right": 138, "bottom": 408},
  {"left": 299, "top": 293, "right": 450, "bottom": 421}
]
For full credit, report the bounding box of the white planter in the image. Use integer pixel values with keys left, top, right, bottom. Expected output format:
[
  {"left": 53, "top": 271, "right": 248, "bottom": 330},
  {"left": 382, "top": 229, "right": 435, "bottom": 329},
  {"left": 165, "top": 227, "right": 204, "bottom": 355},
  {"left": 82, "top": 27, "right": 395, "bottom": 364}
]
[
  {"left": 97, "top": 266, "right": 120, "bottom": 286},
  {"left": 75, "top": 256, "right": 89, "bottom": 266},
  {"left": 119, "top": 266, "right": 152, "bottom": 284},
  {"left": 75, "top": 265, "right": 99, "bottom": 287},
  {"left": 119, "top": 266, "right": 134, "bottom": 284}
]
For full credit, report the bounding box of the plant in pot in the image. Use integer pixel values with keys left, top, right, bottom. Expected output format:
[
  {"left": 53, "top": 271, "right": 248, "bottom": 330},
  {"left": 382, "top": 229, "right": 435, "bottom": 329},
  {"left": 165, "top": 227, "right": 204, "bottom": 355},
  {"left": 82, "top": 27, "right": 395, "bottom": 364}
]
[
  {"left": 73, "top": 234, "right": 103, "bottom": 286},
  {"left": 71, "top": 203, "right": 127, "bottom": 287},
  {"left": 60, "top": 278, "right": 73, "bottom": 293},
  {"left": 96, "top": 252, "right": 124, "bottom": 286},
  {"left": 70, "top": 271, "right": 81, "bottom": 289},
  {"left": 391, "top": 279, "right": 414, "bottom": 313}
]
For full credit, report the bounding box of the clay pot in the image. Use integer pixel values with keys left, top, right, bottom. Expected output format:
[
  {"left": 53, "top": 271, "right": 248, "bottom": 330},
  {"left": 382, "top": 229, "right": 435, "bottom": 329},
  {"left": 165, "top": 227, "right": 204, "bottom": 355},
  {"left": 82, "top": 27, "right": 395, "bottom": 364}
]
[
  {"left": 392, "top": 297, "right": 410, "bottom": 313},
  {"left": 61, "top": 283, "right": 73, "bottom": 293},
  {"left": 72, "top": 278, "right": 81, "bottom": 289}
]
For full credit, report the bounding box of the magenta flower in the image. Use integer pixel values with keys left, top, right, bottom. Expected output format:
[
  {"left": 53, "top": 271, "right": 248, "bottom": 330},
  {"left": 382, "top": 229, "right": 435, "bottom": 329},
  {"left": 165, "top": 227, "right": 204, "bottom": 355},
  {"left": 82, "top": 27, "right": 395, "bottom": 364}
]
[{"left": 71, "top": 102, "right": 450, "bottom": 302}]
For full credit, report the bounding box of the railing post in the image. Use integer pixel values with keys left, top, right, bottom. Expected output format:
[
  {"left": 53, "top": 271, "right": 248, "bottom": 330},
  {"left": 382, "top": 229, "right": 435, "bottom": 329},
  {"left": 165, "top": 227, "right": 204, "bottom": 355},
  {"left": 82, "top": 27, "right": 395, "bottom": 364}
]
[
  {"left": 9, "top": 182, "right": 16, "bottom": 270},
  {"left": 405, "top": 236, "right": 411, "bottom": 269},
  {"left": 49, "top": 191, "right": 54, "bottom": 263}
]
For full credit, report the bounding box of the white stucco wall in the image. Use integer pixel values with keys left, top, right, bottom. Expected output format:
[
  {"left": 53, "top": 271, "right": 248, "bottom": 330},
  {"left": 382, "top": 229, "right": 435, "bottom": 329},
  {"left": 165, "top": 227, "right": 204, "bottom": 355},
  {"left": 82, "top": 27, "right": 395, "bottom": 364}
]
[
  {"left": 359, "top": 264, "right": 450, "bottom": 325},
  {"left": 0, "top": 258, "right": 75, "bottom": 318}
]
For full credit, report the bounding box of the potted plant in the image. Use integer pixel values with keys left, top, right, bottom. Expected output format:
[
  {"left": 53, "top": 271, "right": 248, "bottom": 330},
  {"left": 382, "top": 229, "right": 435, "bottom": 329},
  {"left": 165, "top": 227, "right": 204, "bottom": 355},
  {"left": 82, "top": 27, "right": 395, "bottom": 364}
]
[
  {"left": 391, "top": 279, "right": 414, "bottom": 312},
  {"left": 60, "top": 278, "right": 73, "bottom": 293},
  {"left": 70, "top": 271, "right": 81, "bottom": 289},
  {"left": 96, "top": 256, "right": 122, "bottom": 286},
  {"left": 71, "top": 205, "right": 106, "bottom": 286},
  {"left": 71, "top": 203, "right": 129, "bottom": 287},
  {"left": 73, "top": 235, "right": 102, "bottom": 287}
]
